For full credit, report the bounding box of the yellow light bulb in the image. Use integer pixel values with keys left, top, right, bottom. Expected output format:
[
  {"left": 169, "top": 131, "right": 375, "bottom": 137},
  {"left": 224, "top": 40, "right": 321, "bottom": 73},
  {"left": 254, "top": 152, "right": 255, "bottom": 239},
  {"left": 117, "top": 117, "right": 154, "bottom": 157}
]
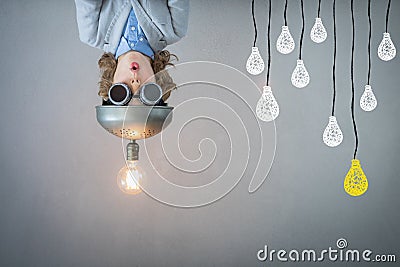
[
  {"left": 117, "top": 160, "right": 144, "bottom": 195},
  {"left": 344, "top": 159, "right": 368, "bottom": 197}
]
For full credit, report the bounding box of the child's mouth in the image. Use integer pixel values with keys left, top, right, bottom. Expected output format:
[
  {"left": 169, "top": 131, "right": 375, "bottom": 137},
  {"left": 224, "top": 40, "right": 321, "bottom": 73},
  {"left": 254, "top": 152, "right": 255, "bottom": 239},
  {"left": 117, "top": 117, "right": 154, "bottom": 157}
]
[{"left": 130, "top": 62, "right": 139, "bottom": 71}]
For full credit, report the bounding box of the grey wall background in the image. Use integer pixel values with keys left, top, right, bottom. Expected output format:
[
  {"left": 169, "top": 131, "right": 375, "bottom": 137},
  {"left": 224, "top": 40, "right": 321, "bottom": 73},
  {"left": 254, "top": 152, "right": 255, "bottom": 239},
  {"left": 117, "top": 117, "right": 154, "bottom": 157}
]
[{"left": 0, "top": 0, "right": 399, "bottom": 266}]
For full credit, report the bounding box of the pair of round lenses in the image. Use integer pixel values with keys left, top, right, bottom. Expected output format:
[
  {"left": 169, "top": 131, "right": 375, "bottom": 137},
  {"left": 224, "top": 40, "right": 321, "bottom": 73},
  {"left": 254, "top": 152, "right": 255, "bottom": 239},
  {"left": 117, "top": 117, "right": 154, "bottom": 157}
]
[{"left": 108, "top": 83, "right": 162, "bottom": 106}]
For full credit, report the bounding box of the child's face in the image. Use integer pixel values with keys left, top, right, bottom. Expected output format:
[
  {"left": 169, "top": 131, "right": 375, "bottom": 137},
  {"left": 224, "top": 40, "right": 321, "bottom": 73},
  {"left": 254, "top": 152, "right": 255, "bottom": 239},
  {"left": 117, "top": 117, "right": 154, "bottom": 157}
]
[{"left": 113, "top": 51, "right": 156, "bottom": 96}]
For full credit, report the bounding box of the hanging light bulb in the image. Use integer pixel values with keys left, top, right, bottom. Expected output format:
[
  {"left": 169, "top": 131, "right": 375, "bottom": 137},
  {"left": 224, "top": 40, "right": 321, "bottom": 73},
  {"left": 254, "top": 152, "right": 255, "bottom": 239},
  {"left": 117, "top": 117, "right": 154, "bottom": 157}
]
[
  {"left": 246, "top": 47, "right": 265, "bottom": 75},
  {"left": 117, "top": 160, "right": 144, "bottom": 194},
  {"left": 360, "top": 85, "right": 377, "bottom": 112},
  {"left": 291, "top": 59, "right": 310, "bottom": 88},
  {"left": 377, "top": 32, "right": 396, "bottom": 61},
  {"left": 310, "top": 17, "right": 327, "bottom": 43},
  {"left": 322, "top": 116, "right": 343, "bottom": 147},
  {"left": 116, "top": 141, "right": 144, "bottom": 195},
  {"left": 344, "top": 159, "right": 368, "bottom": 197},
  {"left": 256, "top": 86, "right": 279, "bottom": 122},
  {"left": 276, "top": 26, "right": 295, "bottom": 54}
]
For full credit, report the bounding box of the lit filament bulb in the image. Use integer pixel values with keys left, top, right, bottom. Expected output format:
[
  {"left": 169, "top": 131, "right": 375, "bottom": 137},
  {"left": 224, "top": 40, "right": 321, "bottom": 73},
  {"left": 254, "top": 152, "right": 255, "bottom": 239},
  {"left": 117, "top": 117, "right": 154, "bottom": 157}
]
[
  {"left": 344, "top": 159, "right": 368, "bottom": 197},
  {"left": 322, "top": 116, "right": 343, "bottom": 147},
  {"left": 256, "top": 86, "right": 279, "bottom": 122},
  {"left": 117, "top": 160, "right": 143, "bottom": 195},
  {"left": 360, "top": 85, "right": 377, "bottom": 112},
  {"left": 246, "top": 47, "right": 265, "bottom": 75},
  {"left": 276, "top": 26, "right": 295, "bottom": 54},
  {"left": 310, "top": 18, "right": 327, "bottom": 43},
  {"left": 378, "top": 32, "right": 396, "bottom": 61},
  {"left": 291, "top": 59, "right": 310, "bottom": 88},
  {"left": 116, "top": 141, "right": 144, "bottom": 195}
]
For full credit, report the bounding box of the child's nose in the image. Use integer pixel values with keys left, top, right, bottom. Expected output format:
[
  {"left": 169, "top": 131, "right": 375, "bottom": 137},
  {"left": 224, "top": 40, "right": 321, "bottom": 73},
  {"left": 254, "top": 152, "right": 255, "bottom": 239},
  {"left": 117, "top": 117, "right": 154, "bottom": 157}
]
[{"left": 130, "top": 79, "right": 141, "bottom": 93}]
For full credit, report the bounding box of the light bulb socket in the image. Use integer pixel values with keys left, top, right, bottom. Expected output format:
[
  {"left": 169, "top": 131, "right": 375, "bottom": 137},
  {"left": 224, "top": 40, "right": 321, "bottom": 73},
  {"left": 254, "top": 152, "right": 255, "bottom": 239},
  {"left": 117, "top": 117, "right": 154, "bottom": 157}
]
[
  {"left": 251, "top": 46, "right": 259, "bottom": 52},
  {"left": 263, "top": 85, "right": 272, "bottom": 93},
  {"left": 383, "top": 32, "right": 390, "bottom": 38},
  {"left": 127, "top": 140, "right": 139, "bottom": 161}
]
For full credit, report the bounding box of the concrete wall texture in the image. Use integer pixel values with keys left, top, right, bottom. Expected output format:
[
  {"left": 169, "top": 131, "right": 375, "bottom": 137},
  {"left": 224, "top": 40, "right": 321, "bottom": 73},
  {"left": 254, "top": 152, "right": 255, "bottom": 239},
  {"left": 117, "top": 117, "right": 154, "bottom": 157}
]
[{"left": 0, "top": 0, "right": 399, "bottom": 266}]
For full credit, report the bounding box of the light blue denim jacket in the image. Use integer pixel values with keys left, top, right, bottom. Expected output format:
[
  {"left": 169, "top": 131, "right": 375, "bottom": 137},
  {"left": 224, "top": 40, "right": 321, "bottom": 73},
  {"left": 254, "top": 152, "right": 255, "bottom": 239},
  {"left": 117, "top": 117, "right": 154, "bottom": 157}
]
[{"left": 75, "top": 0, "right": 189, "bottom": 53}]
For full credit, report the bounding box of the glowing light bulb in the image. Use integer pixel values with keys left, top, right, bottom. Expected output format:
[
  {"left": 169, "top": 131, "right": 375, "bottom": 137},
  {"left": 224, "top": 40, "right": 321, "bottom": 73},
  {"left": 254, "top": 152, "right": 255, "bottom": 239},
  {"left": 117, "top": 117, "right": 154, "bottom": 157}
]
[
  {"left": 276, "top": 26, "right": 295, "bottom": 54},
  {"left": 310, "top": 17, "right": 327, "bottom": 43},
  {"left": 360, "top": 85, "right": 377, "bottom": 112},
  {"left": 116, "top": 160, "right": 144, "bottom": 195},
  {"left": 291, "top": 59, "right": 310, "bottom": 88},
  {"left": 378, "top": 32, "right": 396, "bottom": 61},
  {"left": 246, "top": 47, "right": 265, "bottom": 75},
  {"left": 344, "top": 159, "right": 368, "bottom": 197},
  {"left": 322, "top": 116, "right": 343, "bottom": 147},
  {"left": 256, "top": 86, "right": 279, "bottom": 122}
]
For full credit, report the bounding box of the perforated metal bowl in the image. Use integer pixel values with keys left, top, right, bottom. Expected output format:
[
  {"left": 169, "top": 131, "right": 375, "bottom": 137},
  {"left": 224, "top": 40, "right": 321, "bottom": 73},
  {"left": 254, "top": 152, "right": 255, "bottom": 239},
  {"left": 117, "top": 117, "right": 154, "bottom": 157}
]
[{"left": 96, "top": 105, "right": 173, "bottom": 140}]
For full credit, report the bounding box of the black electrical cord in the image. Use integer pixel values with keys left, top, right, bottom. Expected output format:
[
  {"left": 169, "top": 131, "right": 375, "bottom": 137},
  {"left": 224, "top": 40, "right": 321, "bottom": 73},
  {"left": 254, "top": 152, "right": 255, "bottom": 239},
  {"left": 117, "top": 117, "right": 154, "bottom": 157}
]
[
  {"left": 284, "top": 0, "right": 288, "bottom": 26},
  {"left": 318, "top": 0, "right": 322, "bottom": 17},
  {"left": 385, "top": 0, "right": 391, "bottom": 32},
  {"left": 252, "top": 0, "right": 258, "bottom": 47},
  {"left": 350, "top": 0, "right": 359, "bottom": 159},
  {"left": 266, "top": 0, "right": 271, "bottom": 85},
  {"left": 367, "top": 0, "right": 371, "bottom": 85},
  {"left": 331, "top": 0, "right": 336, "bottom": 116},
  {"left": 299, "top": 0, "right": 305, "bottom": 59}
]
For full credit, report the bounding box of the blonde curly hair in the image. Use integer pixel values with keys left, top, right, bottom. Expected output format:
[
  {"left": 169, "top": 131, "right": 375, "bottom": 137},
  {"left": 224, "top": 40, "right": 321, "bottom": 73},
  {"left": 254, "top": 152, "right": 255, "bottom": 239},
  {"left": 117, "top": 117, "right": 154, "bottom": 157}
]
[{"left": 97, "top": 50, "right": 177, "bottom": 102}]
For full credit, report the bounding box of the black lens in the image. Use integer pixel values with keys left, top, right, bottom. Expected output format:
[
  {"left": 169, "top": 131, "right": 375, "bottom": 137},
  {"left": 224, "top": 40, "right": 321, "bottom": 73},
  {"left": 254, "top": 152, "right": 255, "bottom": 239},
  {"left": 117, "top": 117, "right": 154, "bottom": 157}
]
[
  {"left": 141, "top": 83, "right": 162, "bottom": 104},
  {"left": 110, "top": 85, "right": 127, "bottom": 102},
  {"left": 108, "top": 84, "right": 132, "bottom": 105}
]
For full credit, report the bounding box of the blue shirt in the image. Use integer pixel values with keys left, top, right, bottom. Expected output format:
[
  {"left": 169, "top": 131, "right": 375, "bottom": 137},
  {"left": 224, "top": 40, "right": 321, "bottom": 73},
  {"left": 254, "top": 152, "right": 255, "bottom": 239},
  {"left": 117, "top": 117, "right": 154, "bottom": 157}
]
[{"left": 115, "top": 8, "right": 154, "bottom": 59}]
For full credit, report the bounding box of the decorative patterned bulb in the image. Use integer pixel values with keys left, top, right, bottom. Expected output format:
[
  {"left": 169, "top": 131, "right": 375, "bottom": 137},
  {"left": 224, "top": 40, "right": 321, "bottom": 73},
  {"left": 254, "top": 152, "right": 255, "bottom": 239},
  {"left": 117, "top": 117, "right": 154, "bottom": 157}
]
[
  {"left": 310, "top": 17, "right": 327, "bottom": 43},
  {"left": 246, "top": 47, "right": 265, "bottom": 75},
  {"left": 256, "top": 86, "right": 279, "bottom": 122},
  {"left": 378, "top": 32, "right": 396, "bottom": 61},
  {"left": 291, "top": 59, "right": 310, "bottom": 88},
  {"left": 344, "top": 159, "right": 368, "bottom": 197},
  {"left": 322, "top": 116, "right": 343, "bottom": 147},
  {"left": 360, "top": 85, "right": 377, "bottom": 112},
  {"left": 276, "top": 26, "right": 295, "bottom": 54}
]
